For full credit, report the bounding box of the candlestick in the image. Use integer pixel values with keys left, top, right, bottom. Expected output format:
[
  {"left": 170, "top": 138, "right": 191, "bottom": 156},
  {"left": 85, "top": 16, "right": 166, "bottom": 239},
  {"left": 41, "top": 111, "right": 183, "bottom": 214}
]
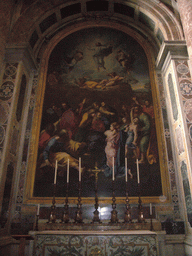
[
  {"left": 125, "top": 158, "right": 127, "bottom": 182},
  {"left": 110, "top": 180, "right": 118, "bottom": 223},
  {"left": 67, "top": 159, "right": 69, "bottom": 183},
  {"left": 74, "top": 181, "right": 83, "bottom": 223},
  {"left": 136, "top": 159, "right": 140, "bottom": 184},
  {"left": 47, "top": 184, "right": 57, "bottom": 223},
  {"left": 37, "top": 204, "right": 40, "bottom": 215},
  {"left": 124, "top": 178, "right": 132, "bottom": 223},
  {"left": 79, "top": 157, "right": 81, "bottom": 182},
  {"left": 137, "top": 183, "right": 145, "bottom": 223},
  {"left": 150, "top": 203, "right": 152, "bottom": 215},
  {"left": 112, "top": 157, "right": 115, "bottom": 181},
  {"left": 35, "top": 204, "right": 40, "bottom": 231},
  {"left": 92, "top": 164, "right": 102, "bottom": 223},
  {"left": 54, "top": 160, "right": 58, "bottom": 184},
  {"left": 150, "top": 205, "right": 154, "bottom": 231},
  {"left": 35, "top": 215, "right": 39, "bottom": 231},
  {"left": 61, "top": 182, "right": 69, "bottom": 223}
]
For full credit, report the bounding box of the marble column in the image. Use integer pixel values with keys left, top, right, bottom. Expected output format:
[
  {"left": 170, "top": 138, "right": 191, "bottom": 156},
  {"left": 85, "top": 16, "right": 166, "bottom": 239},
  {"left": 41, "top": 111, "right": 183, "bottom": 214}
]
[{"left": 177, "top": 0, "right": 192, "bottom": 74}]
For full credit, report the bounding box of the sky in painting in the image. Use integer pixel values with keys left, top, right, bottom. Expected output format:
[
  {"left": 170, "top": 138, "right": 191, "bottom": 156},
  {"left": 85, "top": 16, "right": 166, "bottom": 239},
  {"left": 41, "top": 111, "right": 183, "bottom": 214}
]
[{"left": 48, "top": 27, "right": 150, "bottom": 93}]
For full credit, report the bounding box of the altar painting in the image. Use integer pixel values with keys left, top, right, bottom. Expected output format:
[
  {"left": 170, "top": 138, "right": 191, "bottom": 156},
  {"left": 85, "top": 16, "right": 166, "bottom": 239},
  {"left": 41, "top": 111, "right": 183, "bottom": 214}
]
[{"left": 33, "top": 27, "right": 162, "bottom": 198}]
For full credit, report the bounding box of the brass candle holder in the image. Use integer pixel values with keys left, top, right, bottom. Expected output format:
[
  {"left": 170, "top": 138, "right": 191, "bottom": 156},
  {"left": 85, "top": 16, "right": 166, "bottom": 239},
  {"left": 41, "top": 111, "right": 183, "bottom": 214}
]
[
  {"left": 74, "top": 181, "right": 83, "bottom": 223},
  {"left": 124, "top": 180, "right": 132, "bottom": 223},
  {"left": 110, "top": 180, "right": 118, "bottom": 223},
  {"left": 92, "top": 164, "right": 102, "bottom": 223},
  {"left": 61, "top": 182, "right": 69, "bottom": 223},
  {"left": 47, "top": 184, "right": 57, "bottom": 223},
  {"left": 150, "top": 213, "right": 154, "bottom": 231},
  {"left": 137, "top": 183, "right": 145, "bottom": 223},
  {"left": 150, "top": 205, "right": 154, "bottom": 231},
  {"left": 35, "top": 214, "right": 39, "bottom": 231}
]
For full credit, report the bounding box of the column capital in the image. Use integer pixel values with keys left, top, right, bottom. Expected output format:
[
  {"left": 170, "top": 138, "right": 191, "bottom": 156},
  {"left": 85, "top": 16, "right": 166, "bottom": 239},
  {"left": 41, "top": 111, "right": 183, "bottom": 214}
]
[
  {"left": 156, "top": 40, "right": 188, "bottom": 71},
  {"left": 4, "top": 44, "right": 38, "bottom": 73}
]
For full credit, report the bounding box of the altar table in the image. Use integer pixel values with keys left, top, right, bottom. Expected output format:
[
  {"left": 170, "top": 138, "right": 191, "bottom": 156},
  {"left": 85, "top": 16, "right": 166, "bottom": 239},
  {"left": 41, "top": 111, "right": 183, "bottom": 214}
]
[{"left": 29, "top": 230, "right": 158, "bottom": 256}]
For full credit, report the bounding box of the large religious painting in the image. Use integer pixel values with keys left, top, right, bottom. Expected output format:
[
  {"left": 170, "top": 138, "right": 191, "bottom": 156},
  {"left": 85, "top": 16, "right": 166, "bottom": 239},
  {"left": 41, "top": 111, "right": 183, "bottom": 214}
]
[{"left": 33, "top": 27, "right": 162, "bottom": 200}]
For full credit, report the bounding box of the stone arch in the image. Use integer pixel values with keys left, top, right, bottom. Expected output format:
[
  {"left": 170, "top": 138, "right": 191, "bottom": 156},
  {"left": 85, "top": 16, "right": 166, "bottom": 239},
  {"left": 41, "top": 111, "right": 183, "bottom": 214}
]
[
  {"left": 8, "top": 0, "right": 184, "bottom": 61},
  {"left": 25, "top": 15, "right": 170, "bottom": 205}
]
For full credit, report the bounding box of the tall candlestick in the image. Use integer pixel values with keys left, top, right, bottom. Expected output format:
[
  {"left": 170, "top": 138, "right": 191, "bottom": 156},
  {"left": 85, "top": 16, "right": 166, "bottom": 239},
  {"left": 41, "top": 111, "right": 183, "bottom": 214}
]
[
  {"left": 150, "top": 203, "right": 152, "bottom": 215},
  {"left": 79, "top": 157, "right": 81, "bottom": 182},
  {"left": 37, "top": 204, "right": 40, "bottom": 215},
  {"left": 54, "top": 160, "right": 58, "bottom": 184},
  {"left": 67, "top": 158, "right": 69, "bottom": 183},
  {"left": 112, "top": 157, "right": 115, "bottom": 181},
  {"left": 67, "top": 159, "right": 69, "bottom": 183},
  {"left": 125, "top": 158, "right": 127, "bottom": 182},
  {"left": 136, "top": 159, "right": 140, "bottom": 184}
]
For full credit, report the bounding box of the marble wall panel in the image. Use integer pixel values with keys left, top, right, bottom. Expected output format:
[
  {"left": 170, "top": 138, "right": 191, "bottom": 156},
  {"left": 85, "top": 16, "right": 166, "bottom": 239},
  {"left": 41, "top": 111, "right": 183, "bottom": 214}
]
[{"left": 32, "top": 233, "right": 158, "bottom": 256}]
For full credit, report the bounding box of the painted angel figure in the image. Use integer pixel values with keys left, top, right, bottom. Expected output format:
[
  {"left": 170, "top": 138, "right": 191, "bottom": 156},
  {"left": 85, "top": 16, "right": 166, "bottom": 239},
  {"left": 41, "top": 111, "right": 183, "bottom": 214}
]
[
  {"left": 115, "top": 49, "right": 135, "bottom": 74},
  {"left": 87, "top": 42, "right": 113, "bottom": 71},
  {"left": 63, "top": 50, "right": 84, "bottom": 72}
]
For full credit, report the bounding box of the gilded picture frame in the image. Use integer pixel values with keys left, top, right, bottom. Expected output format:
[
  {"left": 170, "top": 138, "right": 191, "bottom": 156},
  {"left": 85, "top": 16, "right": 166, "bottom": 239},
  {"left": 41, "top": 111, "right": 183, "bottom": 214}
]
[{"left": 25, "top": 24, "right": 170, "bottom": 205}]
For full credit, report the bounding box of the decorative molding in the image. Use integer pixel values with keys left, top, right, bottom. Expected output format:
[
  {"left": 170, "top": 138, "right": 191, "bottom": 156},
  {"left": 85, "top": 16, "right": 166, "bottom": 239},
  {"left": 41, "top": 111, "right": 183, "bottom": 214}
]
[
  {"left": 156, "top": 40, "right": 188, "bottom": 71},
  {"left": 5, "top": 45, "right": 38, "bottom": 73}
]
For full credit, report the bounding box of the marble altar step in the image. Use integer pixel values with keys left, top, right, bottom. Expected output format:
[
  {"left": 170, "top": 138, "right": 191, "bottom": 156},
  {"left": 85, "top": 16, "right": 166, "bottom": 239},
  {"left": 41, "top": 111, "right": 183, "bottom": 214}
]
[{"left": 37, "top": 219, "right": 162, "bottom": 231}]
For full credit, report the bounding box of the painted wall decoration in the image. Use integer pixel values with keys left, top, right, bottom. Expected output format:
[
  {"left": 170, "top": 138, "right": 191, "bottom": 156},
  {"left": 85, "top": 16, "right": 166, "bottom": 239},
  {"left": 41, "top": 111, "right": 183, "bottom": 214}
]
[{"left": 33, "top": 27, "right": 162, "bottom": 199}]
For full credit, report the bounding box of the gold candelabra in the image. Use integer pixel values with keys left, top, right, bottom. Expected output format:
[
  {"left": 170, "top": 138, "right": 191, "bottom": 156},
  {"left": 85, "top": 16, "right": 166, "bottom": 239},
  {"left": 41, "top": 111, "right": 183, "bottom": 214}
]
[
  {"left": 47, "top": 184, "right": 57, "bottom": 223},
  {"left": 61, "top": 182, "right": 69, "bottom": 223},
  {"left": 124, "top": 180, "right": 132, "bottom": 223},
  {"left": 137, "top": 183, "right": 145, "bottom": 223},
  {"left": 110, "top": 179, "right": 118, "bottom": 223},
  {"left": 91, "top": 164, "right": 102, "bottom": 223},
  {"left": 74, "top": 181, "right": 83, "bottom": 223}
]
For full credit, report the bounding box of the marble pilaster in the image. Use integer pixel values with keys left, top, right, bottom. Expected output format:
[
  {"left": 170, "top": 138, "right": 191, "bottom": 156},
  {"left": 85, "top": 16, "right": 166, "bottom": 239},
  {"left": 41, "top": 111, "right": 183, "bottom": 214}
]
[{"left": 177, "top": 0, "right": 192, "bottom": 74}]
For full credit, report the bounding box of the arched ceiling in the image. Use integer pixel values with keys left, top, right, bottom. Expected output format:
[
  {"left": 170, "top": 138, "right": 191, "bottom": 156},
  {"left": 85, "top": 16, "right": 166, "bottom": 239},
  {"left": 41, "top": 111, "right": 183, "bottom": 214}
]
[{"left": 8, "top": 0, "right": 183, "bottom": 62}]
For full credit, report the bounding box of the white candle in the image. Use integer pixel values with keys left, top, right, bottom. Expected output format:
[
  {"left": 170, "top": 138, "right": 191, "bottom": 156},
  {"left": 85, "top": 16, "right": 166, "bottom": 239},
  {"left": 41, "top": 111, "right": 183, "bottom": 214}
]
[
  {"left": 37, "top": 204, "right": 40, "bottom": 215},
  {"left": 79, "top": 157, "right": 81, "bottom": 182},
  {"left": 54, "top": 160, "right": 58, "bottom": 184},
  {"left": 136, "top": 159, "right": 140, "bottom": 184},
  {"left": 150, "top": 203, "right": 152, "bottom": 215},
  {"left": 67, "top": 159, "right": 69, "bottom": 183},
  {"left": 125, "top": 158, "right": 127, "bottom": 182},
  {"left": 112, "top": 157, "right": 115, "bottom": 181}
]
